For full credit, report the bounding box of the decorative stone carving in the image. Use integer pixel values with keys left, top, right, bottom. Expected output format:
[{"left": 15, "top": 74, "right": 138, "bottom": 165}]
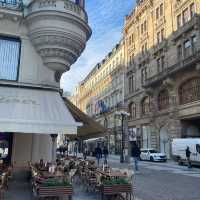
[{"left": 25, "top": 0, "right": 91, "bottom": 73}]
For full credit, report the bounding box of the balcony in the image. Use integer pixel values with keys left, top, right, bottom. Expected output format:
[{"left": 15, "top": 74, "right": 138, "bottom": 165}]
[
  {"left": 172, "top": 15, "right": 200, "bottom": 41},
  {"left": 24, "top": 0, "right": 91, "bottom": 73},
  {"left": 144, "top": 50, "right": 200, "bottom": 88}
]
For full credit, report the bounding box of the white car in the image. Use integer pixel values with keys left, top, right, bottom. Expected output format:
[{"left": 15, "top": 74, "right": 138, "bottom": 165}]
[{"left": 140, "top": 149, "right": 167, "bottom": 162}]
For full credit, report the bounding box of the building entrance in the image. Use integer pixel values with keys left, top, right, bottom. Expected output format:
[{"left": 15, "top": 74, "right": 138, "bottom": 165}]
[
  {"left": 0, "top": 133, "right": 13, "bottom": 165},
  {"left": 160, "top": 127, "right": 170, "bottom": 159}
]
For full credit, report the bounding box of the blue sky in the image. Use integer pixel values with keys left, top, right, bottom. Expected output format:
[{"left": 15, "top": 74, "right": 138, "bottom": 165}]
[{"left": 60, "top": 0, "right": 135, "bottom": 93}]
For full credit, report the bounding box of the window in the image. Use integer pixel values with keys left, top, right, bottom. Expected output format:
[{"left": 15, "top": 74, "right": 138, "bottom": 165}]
[
  {"left": 157, "top": 56, "right": 164, "bottom": 73},
  {"left": 196, "top": 144, "right": 200, "bottom": 154},
  {"left": 158, "top": 90, "right": 169, "bottom": 110},
  {"left": 184, "top": 40, "right": 191, "bottom": 57},
  {"left": 129, "top": 102, "right": 136, "bottom": 119},
  {"left": 177, "top": 45, "right": 182, "bottom": 60},
  {"left": 0, "top": 37, "right": 20, "bottom": 81},
  {"left": 129, "top": 36, "right": 131, "bottom": 45},
  {"left": 141, "top": 23, "right": 144, "bottom": 34},
  {"left": 191, "top": 35, "right": 197, "bottom": 53},
  {"left": 144, "top": 20, "right": 147, "bottom": 32},
  {"left": 190, "top": 3, "right": 195, "bottom": 18},
  {"left": 141, "top": 96, "right": 150, "bottom": 115},
  {"left": 141, "top": 67, "right": 147, "bottom": 85},
  {"left": 128, "top": 75, "right": 135, "bottom": 93},
  {"left": 157, "top": 58, "right": 161, "bottom": 73},
  {"left": 161, "top": 29, "right": 164, "bottom": 41},
  {"left": 157, "top": 32, "right": 160, "bottom": 43},
  {"left": 177, "top": 14, "right": 181, "bottom": 28},
  {"left": 161, "top": 56, "right": 165, "bottom": 70},
  {"left": 179, "top": 78, "right": 200, "bottom": 105},
  {"left": 156, "top": 7, "right": 159, "bottom": 19},
  {"left": 145, "top": 43, "right": 147, "bottom": 52},
  {"left": 160, "top": 3, "right": 163, "bottom": 17},
  {"left": 182, "top": 8, "right": 189, "bottom": 24}
]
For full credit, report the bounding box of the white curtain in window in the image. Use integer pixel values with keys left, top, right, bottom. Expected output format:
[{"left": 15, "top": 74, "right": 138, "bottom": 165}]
[{"left": 0, "top": 38, "right": 20, "bottom": 81}]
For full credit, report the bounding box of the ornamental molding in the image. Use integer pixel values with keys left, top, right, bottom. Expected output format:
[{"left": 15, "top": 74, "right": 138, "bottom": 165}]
[
  {"left": 0, "top": 9, "right": 23, "bottom": 21},
  {"left": 24, "top": 0, "right": 91, "bottom": 72}
]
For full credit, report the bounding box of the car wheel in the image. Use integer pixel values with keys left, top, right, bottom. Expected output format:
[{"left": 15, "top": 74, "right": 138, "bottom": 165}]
[{"left": 150, "top": 156, "right": 154, "bottom": 162}]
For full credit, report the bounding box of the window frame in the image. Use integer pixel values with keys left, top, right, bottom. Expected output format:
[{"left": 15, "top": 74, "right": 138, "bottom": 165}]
[
  {"left": 179, "top": 78, "right": 200, "bottom": 105},
  {"left": 0, "top": 36, "right": 21, "bottom": 82},
  {"left": 141, "top": 96, "right": 150, "bottom": 115},
  {"left": 182, "top": 8, "right": 189, "bottom": 25},
  {"left": 190, "top": 3, "right": 195, "bottom": 19},
  {"left": 158, "top": 89, "right": 170, "bottom": 111}
]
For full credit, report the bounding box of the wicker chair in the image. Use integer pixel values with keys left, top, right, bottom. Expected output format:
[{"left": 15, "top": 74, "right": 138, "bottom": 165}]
[{"left": 0, "top": 172, "right": 9, "bottom": 200}]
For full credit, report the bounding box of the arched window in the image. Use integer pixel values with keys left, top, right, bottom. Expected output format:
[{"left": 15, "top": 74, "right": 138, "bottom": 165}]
[
  {"left": 179, "top": 78, "right": 200, "bottom": 105},
  {"left": 129, "top": 102, "right": 136, "bottom": 119},
  {"left": 158, "top": 89, "right": 169, "bottom": 110},
  {"left": 141, "top": 96, "right": 150, "bottom": 115}
]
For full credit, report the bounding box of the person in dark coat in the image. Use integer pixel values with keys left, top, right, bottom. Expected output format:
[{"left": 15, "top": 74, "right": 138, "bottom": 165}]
[
  {"left": 95, "top": 143, "right": 102, "bottom": 165},
  {"left": 103, "top": 145, "right": 109, "bottom": 164},
  {"left": 132, "top": 142, "right": 141, "bottom": 171},
  {"left": 186, "top": 146, "right": 192, "bottom": 168}
]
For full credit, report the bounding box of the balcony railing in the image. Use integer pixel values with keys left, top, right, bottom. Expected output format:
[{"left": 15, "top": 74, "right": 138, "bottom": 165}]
[
  {"left": 0, "top": 0, "right": 22, "bottom": 10},
  {"left": 172, "top": 14, "right": 200, "bottom": 41},
  {"left": 144, "top": 50, "right": 200, "bottom": 87}
]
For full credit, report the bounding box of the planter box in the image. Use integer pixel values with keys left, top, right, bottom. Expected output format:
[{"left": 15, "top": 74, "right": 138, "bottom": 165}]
[
  {"left": 102, "top": 184, "right": 132, "bottom": 195},
  {"left": 36, "top": 185, "right": 73, "bottom": 197}
]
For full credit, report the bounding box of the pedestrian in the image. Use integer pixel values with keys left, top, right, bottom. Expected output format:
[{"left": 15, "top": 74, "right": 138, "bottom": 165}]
[
  {"left": 103, "top": 145, "right": 109, "bottom": 164},
  {"left": 83, "top": 143, "right": 87, "bottom": 160},
  {"left": 95, "top": 143, "right": 102, "bottom": 165},
  {"left": 185, "top": 146, "right": 192, "bottom": 168},
  {"left": 74, "top": 142, "right": 78, "bottom": 157},
  {"left": 131, "top": 142, "right": 141, "bottom": 171}
]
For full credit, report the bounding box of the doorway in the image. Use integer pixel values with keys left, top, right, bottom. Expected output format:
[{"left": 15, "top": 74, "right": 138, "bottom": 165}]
[{"left": 160, "top": 127, "right": 170, "bottom": 159}]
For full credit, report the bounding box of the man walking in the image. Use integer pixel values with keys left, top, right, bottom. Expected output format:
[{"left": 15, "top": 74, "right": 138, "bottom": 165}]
[
  {"left": 95, "top": 143, "right": 102, "bottom": 165},
  {"left": 131, "top": 142, "right": 141, "bottom": 171},
  {"left": 186, "top": 146, "right": 192, "bottom": 168}
]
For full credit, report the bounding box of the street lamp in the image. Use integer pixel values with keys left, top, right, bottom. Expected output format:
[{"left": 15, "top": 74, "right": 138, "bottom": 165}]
[{"left": 115, "top": 111, "right": 130, "bottom": 163}]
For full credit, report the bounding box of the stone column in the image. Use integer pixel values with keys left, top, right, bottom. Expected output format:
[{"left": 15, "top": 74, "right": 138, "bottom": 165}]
[
  {"left": 50, "top": 134, "right": 58, "bottom": 164},
  {"left": 31, "top": 134, "right": 40, "bottom": 163}
]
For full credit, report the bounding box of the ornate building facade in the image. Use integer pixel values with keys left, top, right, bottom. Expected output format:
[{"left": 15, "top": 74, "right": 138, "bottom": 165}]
[
  {"left": 0, "top": 0, "right": 91, "bottom": 167},
  {"left": 70, "top": 40, "right": 126, "bottom": 154},
  {"left": 124, "top": 0, "right": 200, "bottom": 158}
]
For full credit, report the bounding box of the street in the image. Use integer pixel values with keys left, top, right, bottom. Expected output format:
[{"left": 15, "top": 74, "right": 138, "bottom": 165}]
[
  {"left": 73, "top": 155, "right": 200, "bottom": 200},
  {"left": 133, "top": 161, "right": 200, "bottom": 200}
]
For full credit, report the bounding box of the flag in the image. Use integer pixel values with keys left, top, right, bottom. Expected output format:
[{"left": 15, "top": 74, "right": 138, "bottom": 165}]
[{"left": 75, "top": 0, "right": 85, "bottom": 8}]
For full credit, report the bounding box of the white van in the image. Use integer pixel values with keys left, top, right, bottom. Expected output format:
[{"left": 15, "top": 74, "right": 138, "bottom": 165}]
[{"left": 172, "top": 138, "right": 200, "bottom": 166}]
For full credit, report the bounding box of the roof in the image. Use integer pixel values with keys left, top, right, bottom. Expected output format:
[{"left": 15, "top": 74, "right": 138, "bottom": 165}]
[{"left": 63, "top": 97, "right": 106, "bottom": 140}]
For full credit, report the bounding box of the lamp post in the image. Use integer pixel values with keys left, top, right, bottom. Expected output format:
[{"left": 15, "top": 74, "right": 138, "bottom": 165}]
[{"left": 115, "top": 111, "right": 130, "bottom": 163}]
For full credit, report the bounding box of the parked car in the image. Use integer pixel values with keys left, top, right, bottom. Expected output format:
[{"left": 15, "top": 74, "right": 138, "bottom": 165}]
[
  {"left": 172, "top": 138, "right": 200, "bottom": 166},
  {"left": 140, "top": 148, "right": 167, "bottom": 162}
]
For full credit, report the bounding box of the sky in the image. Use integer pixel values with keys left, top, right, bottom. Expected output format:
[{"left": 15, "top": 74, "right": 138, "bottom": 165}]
[{"left": 60, "top": 0, "right": 135, "bottom": 94}]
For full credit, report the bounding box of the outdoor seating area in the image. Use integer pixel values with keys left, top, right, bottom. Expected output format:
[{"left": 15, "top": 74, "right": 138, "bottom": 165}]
[
  {"left": 27, "top": 156, "right": 134, "bottom": 200},
  {"left": 0, "top": 164, "right": 13, "bottom": 199}
]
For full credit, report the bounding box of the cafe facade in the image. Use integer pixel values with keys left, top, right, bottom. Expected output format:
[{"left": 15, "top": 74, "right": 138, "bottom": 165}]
[{"left": 0, "top": 0, "right": 91, "bottom": 169}]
